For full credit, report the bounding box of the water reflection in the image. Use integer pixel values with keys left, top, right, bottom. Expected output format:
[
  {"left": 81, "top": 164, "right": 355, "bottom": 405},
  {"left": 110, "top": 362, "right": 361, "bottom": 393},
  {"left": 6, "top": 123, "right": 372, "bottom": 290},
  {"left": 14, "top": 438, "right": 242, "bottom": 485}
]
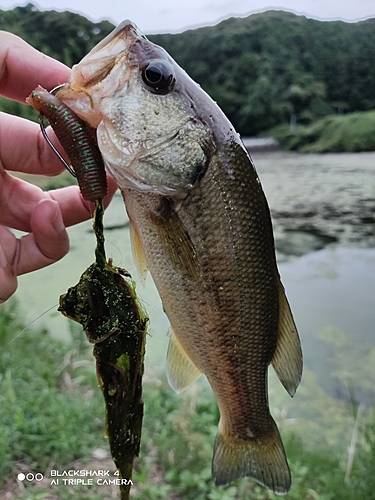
[
  {"left": 254, "top": 151, "right": 375, "bottom": 261},
  {"left": 279, "top": 247, "right": 375, "bottom": 403}
]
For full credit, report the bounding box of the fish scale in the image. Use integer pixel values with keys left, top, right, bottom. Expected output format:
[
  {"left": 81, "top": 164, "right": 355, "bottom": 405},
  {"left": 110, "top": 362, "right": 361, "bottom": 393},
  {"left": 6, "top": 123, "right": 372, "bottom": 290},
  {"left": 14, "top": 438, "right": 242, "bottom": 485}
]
[
  {"left": 57, "top": 20, "right": 302, "bottom": 495},
  {"left": 124, "top": 140, "right": 281, "bottom": 453}
]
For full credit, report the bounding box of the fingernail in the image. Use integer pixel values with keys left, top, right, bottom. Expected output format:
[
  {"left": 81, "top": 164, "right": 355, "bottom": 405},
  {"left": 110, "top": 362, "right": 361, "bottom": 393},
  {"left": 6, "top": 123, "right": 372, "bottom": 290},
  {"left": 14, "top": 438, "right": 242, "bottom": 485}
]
[{"left": 51, "top": 202, "right": 65, "bottom": 233}]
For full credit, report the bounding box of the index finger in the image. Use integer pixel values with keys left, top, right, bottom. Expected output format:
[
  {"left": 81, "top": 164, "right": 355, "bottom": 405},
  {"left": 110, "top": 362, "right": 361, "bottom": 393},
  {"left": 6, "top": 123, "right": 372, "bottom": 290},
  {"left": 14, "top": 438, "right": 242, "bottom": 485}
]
[
  {"left": 0, "top": 31, "right": 70, "bottom": 102},
  {"left": 0, "top": 112, "right": 69, "bottom": 176}
]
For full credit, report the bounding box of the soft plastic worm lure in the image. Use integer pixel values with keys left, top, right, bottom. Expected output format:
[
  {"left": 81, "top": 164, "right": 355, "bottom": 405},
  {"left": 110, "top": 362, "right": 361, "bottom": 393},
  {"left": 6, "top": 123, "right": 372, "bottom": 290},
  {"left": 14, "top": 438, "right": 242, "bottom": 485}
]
[{"left": 27, "top": 85, "right": 108, "bottom": 202}]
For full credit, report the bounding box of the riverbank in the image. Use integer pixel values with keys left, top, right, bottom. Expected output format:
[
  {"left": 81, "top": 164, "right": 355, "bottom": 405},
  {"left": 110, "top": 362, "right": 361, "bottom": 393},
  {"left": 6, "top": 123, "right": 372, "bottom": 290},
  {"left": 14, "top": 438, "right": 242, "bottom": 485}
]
[
  {"left": 2, "top": 273, "right": 375, "bottom": 499},
  {"left": 264, "top": 110, "right": 375, "bottom": 153}
]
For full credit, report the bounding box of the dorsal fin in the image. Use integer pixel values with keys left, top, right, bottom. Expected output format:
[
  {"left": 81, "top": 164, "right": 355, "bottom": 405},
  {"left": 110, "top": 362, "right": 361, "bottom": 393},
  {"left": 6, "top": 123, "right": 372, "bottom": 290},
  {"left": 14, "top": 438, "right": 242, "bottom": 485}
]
[{"left": 271, "top": 281, "right": 303, "bottom": 397}]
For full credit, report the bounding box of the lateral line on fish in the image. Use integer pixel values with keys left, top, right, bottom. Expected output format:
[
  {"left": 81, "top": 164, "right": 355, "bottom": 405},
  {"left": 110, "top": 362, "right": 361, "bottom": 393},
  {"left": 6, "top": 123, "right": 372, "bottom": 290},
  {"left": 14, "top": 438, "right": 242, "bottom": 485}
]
[{"left": 8, "top": 303, "right": 59, "bottom": 345}]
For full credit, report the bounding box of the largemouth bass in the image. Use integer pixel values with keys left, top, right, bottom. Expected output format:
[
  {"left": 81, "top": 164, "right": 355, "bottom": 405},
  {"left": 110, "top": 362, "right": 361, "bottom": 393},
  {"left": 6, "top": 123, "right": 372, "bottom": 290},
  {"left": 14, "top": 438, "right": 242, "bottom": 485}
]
[{"left": 58, "top": 21, "right": 302, "bottom": 494}]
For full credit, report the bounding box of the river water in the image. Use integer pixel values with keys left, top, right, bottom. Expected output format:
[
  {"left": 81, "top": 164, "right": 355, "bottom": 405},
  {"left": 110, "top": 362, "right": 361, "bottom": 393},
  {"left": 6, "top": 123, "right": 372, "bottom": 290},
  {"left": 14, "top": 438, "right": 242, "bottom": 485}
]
[{"left": 13, "top": 151, "right": 375, "bottom": 403}]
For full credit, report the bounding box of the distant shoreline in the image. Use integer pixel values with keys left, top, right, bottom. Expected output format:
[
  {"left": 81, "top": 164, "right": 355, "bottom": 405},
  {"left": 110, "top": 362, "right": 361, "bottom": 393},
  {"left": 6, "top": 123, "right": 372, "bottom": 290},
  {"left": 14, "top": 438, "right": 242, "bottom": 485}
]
[{"left": 242, "top": 137, "right": 280, "bottom": 153}]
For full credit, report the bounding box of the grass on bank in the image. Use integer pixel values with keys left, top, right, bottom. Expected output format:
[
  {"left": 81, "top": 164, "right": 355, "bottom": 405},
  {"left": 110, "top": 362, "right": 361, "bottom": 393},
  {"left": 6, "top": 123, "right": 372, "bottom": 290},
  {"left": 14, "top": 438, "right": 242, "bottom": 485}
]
[
  {"left": 1, "top": 299, "right": 375, "bottom": 499},
  {"left": 265, "top": 110, "right": 375, "bottom": 153}
]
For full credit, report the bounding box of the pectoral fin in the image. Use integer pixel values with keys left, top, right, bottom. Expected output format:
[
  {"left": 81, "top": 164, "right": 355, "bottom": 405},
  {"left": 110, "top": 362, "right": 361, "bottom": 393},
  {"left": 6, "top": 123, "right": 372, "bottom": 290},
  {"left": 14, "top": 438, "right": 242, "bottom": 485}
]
[
  {"left": 271, "top": 281, "right": 303, "bottom": 397},
  {"left": 130, "top": 222, "right": 148, "bottom": 286},
  {"left": 166, "top": 328, "right": 202, "bottom": 393},
  {"left": 150, "top": 198, "right": 200, "bottom": 281}
]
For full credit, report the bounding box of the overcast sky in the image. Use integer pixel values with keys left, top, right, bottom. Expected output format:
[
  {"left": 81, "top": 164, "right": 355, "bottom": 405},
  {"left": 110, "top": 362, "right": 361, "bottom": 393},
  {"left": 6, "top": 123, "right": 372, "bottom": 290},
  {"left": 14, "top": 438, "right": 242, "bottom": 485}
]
[{"left": 1, "top": 0, "right": 375, "bottom": 33}]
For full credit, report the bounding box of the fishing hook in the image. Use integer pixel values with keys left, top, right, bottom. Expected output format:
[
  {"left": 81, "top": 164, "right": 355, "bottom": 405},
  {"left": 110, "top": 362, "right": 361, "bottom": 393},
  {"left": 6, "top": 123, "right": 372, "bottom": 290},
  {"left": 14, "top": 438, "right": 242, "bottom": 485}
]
[{"left": 38, "top": 84, "right": 77, "bottom": 178}]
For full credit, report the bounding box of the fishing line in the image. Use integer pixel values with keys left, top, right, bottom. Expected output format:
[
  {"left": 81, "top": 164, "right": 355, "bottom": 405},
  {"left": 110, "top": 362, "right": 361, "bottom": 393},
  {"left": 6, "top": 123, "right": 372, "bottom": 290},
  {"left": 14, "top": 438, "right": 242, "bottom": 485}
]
[
  {"left": 102, "top": 237, "right": 124, "bottom": 267},
  {"left": 8, "top": 303, "right": 59, "bottom": 345}
]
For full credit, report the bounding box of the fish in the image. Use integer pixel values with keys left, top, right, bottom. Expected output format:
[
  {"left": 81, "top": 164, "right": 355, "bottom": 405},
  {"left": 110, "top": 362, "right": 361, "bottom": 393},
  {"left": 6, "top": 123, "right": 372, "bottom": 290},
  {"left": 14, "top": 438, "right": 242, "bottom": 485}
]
[{"left": 57, "top": 21, "right": 303, "bottom": 494}]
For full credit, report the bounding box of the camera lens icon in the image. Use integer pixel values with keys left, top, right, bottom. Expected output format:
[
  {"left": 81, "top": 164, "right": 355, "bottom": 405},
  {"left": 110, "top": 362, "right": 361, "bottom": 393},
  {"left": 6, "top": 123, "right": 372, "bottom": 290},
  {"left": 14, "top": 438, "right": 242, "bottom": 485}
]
[{"left": 17, "top": 472, "right": 43, "bottom": 481}]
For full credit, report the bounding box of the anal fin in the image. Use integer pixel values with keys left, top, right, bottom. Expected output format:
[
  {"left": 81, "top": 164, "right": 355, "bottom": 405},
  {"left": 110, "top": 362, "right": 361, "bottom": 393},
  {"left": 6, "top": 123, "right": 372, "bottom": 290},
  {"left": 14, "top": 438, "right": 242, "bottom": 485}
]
[
  {"left": 166, "top": 328, "right": 202, "bottom": 393},
  {"left": 271, "top": 280, "right": 303, "bottom": 397}
]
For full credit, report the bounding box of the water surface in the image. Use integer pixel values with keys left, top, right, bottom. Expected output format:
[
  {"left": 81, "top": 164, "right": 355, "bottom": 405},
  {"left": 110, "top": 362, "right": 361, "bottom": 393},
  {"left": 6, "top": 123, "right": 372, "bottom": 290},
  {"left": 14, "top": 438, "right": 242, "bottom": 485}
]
[{"left": 13, "top": 152, "right": 375, "bottom": 400}]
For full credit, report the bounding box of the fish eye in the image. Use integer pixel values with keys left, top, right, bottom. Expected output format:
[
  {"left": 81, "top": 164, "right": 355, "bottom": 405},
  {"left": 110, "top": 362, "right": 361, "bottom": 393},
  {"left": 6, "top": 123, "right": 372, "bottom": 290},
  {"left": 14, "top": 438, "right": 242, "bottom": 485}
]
[{"left": 141, "top": 61, "right": 175, "bottom": 94}]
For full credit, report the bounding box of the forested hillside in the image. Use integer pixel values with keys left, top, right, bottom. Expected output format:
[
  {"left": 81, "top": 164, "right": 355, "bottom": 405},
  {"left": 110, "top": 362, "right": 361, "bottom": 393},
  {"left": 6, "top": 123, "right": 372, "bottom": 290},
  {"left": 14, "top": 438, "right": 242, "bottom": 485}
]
[
  {"left": 151, "top": 12, "right": 375, "bottom": 135},
  {"left": 1, "top": 4, "right": 375, "bottom": 137},
  {"left": 0, "top": 3, "right": 113, "bottom": 66}
]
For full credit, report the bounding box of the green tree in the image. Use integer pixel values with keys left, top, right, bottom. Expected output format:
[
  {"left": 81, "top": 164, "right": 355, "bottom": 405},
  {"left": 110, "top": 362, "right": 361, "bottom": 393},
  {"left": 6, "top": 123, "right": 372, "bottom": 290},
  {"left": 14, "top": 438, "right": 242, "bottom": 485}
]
[{"left": 2, "top": 6, "right": 375, "bottom": 136}]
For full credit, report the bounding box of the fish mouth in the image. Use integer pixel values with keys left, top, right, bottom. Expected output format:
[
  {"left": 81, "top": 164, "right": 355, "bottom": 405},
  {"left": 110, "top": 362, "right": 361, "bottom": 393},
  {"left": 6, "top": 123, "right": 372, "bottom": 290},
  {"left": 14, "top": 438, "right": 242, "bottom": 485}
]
[
  {"left": 69, "top": 20, "right": 142, "bottom": 91},
  {"left": 85, "top": 20, "right": 141, "bottom": 58},
  {"left": 57, "top": 21, "right": 143, "bottom": 127}
]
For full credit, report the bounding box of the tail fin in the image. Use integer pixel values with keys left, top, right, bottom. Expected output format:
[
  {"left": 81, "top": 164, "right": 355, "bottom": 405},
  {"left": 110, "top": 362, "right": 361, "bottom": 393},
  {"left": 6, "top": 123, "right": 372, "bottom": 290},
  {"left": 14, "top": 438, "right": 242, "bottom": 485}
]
[{"left": 212, "top": 418, "right": 291, "bottom": 495}]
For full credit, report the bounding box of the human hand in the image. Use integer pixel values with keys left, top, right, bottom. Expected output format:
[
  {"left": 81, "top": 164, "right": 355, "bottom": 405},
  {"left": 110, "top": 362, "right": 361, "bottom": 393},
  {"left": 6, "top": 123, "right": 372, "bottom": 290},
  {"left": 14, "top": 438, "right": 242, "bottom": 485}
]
[{"left": 0, "top": 32, "right": 117, "bottom": 303}]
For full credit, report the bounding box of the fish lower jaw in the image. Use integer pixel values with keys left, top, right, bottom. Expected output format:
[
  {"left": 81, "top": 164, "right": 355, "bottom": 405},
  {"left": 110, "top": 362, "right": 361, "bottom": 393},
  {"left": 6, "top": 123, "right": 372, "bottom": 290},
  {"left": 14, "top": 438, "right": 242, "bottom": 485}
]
[
  {"left": 109, "top": 167, "right": 188, "bottom": 199},
  {"left": 103, "top": 157, "right": 189, "bottom": 199}
]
